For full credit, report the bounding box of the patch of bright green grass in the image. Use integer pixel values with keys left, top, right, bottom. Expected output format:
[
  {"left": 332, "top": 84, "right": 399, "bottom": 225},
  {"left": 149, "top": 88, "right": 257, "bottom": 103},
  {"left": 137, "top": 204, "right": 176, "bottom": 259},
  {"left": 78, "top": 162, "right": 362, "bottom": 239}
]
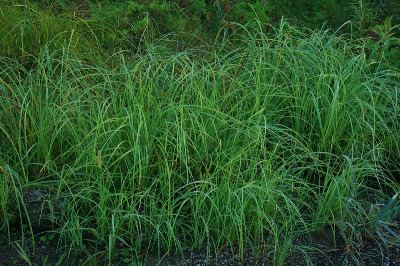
[{"left": 0, "top": 20, "right": 399, "bottom": 264}]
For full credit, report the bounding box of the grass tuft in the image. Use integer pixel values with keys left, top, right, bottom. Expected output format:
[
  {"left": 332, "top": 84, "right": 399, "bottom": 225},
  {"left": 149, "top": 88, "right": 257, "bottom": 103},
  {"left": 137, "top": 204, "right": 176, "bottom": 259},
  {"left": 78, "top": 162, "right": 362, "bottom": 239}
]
[{"left": 0, "top": 20, "right": 399, "bottom": 264}]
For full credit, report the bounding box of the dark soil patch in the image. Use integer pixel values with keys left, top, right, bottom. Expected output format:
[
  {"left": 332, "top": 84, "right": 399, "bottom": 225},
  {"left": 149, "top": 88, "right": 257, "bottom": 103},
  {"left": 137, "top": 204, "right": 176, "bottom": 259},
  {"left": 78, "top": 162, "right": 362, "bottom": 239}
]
[
  {"left": 284, "top": 226, "right": 400, "bottom": 266},
  {"left": 1, "top": 189, "right": 399, "bottom": 265},
  {"left": 1, "top": 228, "right": 399, "bottom": 265},
  {"left": 154, "top": 241, "right": 400, "bottom": 266},
  {"left": 0, "top": 228, "right": 64, "bottom": 266}
]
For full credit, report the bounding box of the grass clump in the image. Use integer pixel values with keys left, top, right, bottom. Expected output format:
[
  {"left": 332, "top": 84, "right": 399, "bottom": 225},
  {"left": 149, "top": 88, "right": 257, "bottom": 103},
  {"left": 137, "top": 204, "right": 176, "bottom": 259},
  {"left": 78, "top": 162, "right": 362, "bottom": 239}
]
[
  {"left": 0, "top": 20, "right": 399, "bottom": 264},
  {"left": 0, "top": 3, "right": 102, "bottom": 62}
]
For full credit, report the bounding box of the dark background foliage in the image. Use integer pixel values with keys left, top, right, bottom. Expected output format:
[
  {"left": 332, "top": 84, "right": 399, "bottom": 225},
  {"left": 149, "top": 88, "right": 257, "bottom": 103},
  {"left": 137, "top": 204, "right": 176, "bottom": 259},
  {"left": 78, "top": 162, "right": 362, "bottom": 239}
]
[{"left": 1, "top": 0, "right": 399, "bottom": 62}]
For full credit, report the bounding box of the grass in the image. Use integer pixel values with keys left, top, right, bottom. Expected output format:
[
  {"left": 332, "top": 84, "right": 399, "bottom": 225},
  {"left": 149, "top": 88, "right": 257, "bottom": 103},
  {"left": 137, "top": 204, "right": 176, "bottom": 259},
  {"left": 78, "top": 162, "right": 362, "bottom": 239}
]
[
  {"left": 0, "top": 20, "right": 399, "bottom": 264},
  {"left": 0, "top": 3, "right": 97, "bottom": 61}
]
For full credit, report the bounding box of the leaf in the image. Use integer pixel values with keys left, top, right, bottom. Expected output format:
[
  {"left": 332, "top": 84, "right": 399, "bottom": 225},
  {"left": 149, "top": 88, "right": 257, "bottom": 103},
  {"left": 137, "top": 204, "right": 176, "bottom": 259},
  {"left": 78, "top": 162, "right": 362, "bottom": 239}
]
[
  {"left": 382, "top": 223, "right": 400, "bottom": 239},
  {"left": 96, "top": 150, "right": 102, "bottom": 169}
]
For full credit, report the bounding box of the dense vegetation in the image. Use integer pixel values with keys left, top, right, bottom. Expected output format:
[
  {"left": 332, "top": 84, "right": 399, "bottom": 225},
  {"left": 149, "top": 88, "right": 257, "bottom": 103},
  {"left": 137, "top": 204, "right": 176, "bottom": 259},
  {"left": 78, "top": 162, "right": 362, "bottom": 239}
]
[
  {"left": 2, "top": 0, "right": 400, "bottom": 61},
  {"left": 1, "top": 1, "right": 399, "bottom": 265}
]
